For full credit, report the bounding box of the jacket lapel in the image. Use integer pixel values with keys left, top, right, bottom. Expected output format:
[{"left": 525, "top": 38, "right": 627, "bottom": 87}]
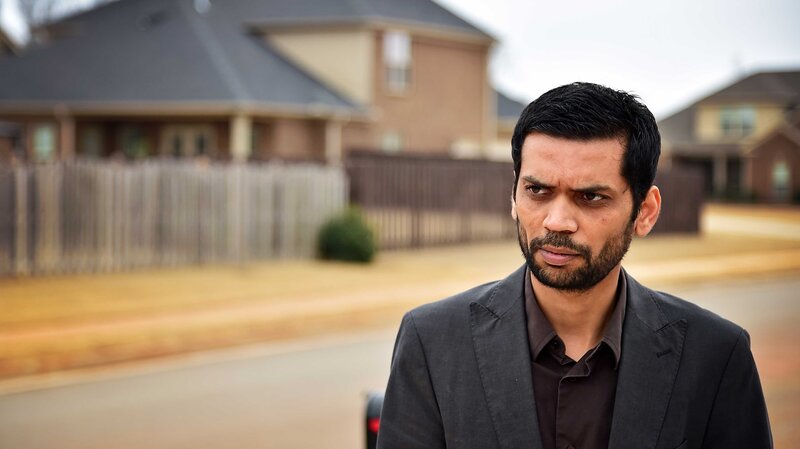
[
  {"left": 608, "top": 271, "right": 687, "bottom": 449},
  {"left": 470, "top": 265, "right": 543, "bottom": 449}
]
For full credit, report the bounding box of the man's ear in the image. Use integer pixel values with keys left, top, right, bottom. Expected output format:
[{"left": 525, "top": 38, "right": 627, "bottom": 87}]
[{"left": 634, "top": 186, "right": 661, "bottom": 237}]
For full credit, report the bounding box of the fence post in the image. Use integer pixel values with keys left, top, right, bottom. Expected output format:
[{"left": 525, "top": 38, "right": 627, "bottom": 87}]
[{"left": 14, "top": 166, "right": 28, "bottom": 275}]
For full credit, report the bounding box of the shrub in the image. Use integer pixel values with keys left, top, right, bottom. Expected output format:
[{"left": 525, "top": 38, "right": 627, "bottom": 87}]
[{"left": 317, "top": 207, "right": 376, "bottom": 263}]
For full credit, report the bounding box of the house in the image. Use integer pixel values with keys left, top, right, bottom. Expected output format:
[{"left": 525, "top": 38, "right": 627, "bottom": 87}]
[
  {"left": 659, "top": 70, "right": 800, "bottom": 202},
  {"left": 0, "top": 0, "right": 525, "bottom": 164}
]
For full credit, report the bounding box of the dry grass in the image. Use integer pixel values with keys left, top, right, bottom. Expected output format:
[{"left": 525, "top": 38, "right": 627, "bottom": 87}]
[{"left": 1, "top": 205, "right": 799, "bottom": 380}]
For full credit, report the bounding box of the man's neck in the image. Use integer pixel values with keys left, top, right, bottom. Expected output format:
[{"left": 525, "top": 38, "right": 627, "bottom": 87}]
[{"left": 531, "top": 266, "right": 622, "bottom": 360}]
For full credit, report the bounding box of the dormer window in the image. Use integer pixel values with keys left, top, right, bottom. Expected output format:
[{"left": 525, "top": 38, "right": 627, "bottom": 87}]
[
  {"left": 720, "top": 106, "right": 755, "bottom": 137},
  {"left": 383, "top": 31, "right": 411, "bottom": 93}
]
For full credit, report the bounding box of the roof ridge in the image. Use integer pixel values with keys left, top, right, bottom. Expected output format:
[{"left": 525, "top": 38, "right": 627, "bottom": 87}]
[{"left": 177, "top": 0, "right": 251, "bottom": 102}]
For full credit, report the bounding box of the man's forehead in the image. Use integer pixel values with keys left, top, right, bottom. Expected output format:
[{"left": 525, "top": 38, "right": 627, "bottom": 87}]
[{"left": 519, "top": 134, "right": 628, "bottom": 189}]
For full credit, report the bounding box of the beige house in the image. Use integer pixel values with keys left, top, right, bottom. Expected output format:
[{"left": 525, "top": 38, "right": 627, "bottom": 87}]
[
  {"left": 0, "top": 0, "right": 524, "bottom": 164},
  {"left": 659, "top": 70, "right": 800, "bottom": 202}
]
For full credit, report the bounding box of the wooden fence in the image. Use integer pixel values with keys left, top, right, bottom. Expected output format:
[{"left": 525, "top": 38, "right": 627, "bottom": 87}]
[
  {"left": 651, "top": 167, "right": 705, "bottom": 234},
  {"left": 347, "top": 152, "right": 517, "bottom": 249},
  {"left": 0, "top": 161, "right": 347, "bottom": 276},
  {"left": 347, "top": 152, "right": 703, "bottom": 249},
  {"left": 0, "top": 154, "right": 704, "bottom": 276}
]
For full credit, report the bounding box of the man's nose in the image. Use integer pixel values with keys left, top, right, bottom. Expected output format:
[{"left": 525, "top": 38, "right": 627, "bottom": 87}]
[{"left": 542, "top": 197, "right": 578, "bottom": 233}]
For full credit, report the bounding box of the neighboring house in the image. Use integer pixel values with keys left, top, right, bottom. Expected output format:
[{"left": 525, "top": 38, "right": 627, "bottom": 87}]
[
  {"left": 0, "top": 0, "right": 517, "bottom": 164},
  {"left": 659, "top": 70, "right": 800, "bottom": 202}
]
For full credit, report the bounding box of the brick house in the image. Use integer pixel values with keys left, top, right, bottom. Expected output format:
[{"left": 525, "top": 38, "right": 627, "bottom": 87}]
[
  {"left": 0, "top": 0, "right": 525, "bottom": 164},
  {"left": 659, "top": 70, "right": 800, "bottom": 202}
]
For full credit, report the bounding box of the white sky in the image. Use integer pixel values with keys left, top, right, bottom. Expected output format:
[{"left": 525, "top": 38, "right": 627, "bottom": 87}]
[
  {"left": 0, "top": 0, "right": 29, "bottom": 44},
  {"left": 436, "top": 0, "right": 800, "bottom": 119}
]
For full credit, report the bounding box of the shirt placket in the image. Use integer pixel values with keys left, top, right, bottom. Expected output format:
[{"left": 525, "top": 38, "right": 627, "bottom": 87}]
[{"left": 553, "top": 344, "right": 597, "bottom": 449}]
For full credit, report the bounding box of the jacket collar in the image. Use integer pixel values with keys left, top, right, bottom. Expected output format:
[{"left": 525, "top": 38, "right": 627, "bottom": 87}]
[
  {"left": 470, "top": 264, "right": 543, "bottom": 449},
  {"left": 608, "top": 270, "right": 687, "bottom": 449}
]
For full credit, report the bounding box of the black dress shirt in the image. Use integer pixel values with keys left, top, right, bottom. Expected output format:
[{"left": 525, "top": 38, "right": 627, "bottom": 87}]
[{"left": 524, "top": 269, "right": 627, "bottom": 449}]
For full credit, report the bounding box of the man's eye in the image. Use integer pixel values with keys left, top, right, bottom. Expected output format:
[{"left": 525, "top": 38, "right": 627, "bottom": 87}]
[
  {"left": 527, "top": 185, "right": 548, "bottom": 195},
  {"left": 581, "top": 193, "right": 605, "bottom": 202}
]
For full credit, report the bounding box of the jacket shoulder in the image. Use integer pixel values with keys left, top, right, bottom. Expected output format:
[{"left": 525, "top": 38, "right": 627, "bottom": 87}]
[
  {"left": 650, "top": 288, "right": 746, "bottom": 343},
  {"left": 404, "top": 279, "right": 500, "bottom": 334}
]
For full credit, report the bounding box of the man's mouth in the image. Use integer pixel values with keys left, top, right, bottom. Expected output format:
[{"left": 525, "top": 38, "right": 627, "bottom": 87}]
[{"left": 538, "top": 246, "right": 581, "bottom": 266}]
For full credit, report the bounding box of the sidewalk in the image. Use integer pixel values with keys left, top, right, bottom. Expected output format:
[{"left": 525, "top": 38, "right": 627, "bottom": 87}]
[{"left": 1, "top": 204, "right": 799, "bottom": 383}]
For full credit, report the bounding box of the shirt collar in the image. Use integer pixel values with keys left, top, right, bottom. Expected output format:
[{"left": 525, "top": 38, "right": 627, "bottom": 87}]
[{"left": 524, "top": 268, "right": 627, "bottom": 368}]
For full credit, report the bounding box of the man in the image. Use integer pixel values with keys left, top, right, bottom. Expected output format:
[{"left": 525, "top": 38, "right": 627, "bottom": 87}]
[{"left": 376, "top": 83, "right": 772, "bottom": 449}]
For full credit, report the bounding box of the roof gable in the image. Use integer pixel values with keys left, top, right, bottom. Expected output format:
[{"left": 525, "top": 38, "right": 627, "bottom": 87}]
[{"left": 699, "top": 70, "right": 800, "bottom": 105}]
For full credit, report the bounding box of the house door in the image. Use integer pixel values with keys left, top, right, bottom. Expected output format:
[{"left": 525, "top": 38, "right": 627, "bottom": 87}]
[{"left": 161, "top": 125, "right": 216, "bottom": 158}]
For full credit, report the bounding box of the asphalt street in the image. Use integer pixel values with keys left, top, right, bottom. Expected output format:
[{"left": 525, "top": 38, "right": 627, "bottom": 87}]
[{"left": 1, "top": 273, "right": 798, "bottom": 449}]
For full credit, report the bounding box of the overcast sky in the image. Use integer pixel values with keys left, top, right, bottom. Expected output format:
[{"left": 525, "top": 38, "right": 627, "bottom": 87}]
[{"left": 436, "top": 0, "right": 800, "bottom": 119}]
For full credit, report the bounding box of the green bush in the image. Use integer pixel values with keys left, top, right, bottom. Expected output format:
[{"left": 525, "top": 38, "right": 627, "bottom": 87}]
[{"left": 317, "top": 207, "right": 376, "bottom": 263}]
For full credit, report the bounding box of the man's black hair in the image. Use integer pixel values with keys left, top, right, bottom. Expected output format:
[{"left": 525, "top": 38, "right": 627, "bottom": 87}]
[{"left": 511, "top": 82, "right": 661, "bottom": 221}]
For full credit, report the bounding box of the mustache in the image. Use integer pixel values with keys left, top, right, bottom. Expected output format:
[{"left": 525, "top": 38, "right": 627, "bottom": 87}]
[{"left": 529, "top": 233, "right": 591, "bottom": 259}]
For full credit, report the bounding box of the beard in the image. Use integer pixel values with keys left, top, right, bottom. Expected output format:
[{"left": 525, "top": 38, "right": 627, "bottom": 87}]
[{"left": 517, "top": 219, "right": 634, "bottom": 293}]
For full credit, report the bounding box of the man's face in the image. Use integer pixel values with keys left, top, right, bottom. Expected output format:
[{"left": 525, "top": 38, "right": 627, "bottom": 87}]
[{"left": 512, "top": 133, "right": 636, "bottom": 292}]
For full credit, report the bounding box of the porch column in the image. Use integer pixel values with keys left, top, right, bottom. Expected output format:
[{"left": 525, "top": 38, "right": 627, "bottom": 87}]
[
  {"left": 713, "top": 153, "right": 727, "bottom": 195},
  {"left": 58, "top": 114, "right": 76, "bottom": 160},
  {"left": 230, "top": 113, "right": 252, "bottom": 162},
  {"left": 324, "top": 120, "right": 343, "bottom": 166},
  {"left": 742, "top": 155, "right": 753, "bottom": 193}
]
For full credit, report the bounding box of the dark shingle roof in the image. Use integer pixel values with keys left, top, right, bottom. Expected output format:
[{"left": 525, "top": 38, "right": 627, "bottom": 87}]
[
  {"left": 0, "top": 0, "right": 369, "bottom": 111},
  {"left": 231, "top": 0, "right": 492, "bottom": 38},
  {"left": 658, "top": 106, "right": 695, "bottom": 145},
  {"left": 0, "top": 0, "right": 492, "bottom": 112},
  {"left": 496, "top": 90, "right": 527, "bottom": 122},
  {"left": 699, "top": 70, "right": 800, "bottom": 105}
]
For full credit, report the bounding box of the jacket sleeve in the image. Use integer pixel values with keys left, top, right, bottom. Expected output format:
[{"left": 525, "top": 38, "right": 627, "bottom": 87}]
[
  {"left": 702, "top": 329, "right": 773, "bottom": 449},
  {"left": 376, "top": 311, "right": 446, "bottom": 449}
]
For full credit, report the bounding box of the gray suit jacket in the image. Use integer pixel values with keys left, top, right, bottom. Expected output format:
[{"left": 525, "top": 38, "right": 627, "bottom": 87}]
[{"left": 377, "top": 265, "right": 772, "bottom": 449}]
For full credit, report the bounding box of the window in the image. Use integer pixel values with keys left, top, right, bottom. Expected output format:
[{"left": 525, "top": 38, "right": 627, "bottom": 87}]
[
  {"left": 79, "top": 126, "right": 103, "bottom": 158},
  {"left": 381, "top": 131, "right": 403, "bottom": 153},
  {"left": 120, "top": 126, "right": 150, "bottom": 159},
  {"left": 196, "top": 134, "right": 207, "bottom": 156},
  {"left": 720, "top": 106, "right": 755, "bottom": 137},
  {"left": 160, "top": 125, "right": 216, "bottom": 158},
  {"left": 772, "top": 159, "right": 790, "bottom": 201},
  {"left": 32, "top": 124, "right": 56, "bottom": 162},
  {"left": 383, "top": 31, "right": 411, "bottom": 93}
]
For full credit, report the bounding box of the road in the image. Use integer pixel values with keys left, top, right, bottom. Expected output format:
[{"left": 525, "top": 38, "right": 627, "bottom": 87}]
[{"left": 1, "top": 273, "right": 798, "bottom": 449}]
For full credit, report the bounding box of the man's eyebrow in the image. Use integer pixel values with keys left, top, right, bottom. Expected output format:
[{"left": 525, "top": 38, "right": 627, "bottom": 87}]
[
  {"left": 573, "top": 184, "right": 614, "bottom": 193},
  {"left": 520, "top": 176, "right": 554, "bottom": 188},
  {"left": 521, "top": 176, "right": 614, "bottom": 193}
]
